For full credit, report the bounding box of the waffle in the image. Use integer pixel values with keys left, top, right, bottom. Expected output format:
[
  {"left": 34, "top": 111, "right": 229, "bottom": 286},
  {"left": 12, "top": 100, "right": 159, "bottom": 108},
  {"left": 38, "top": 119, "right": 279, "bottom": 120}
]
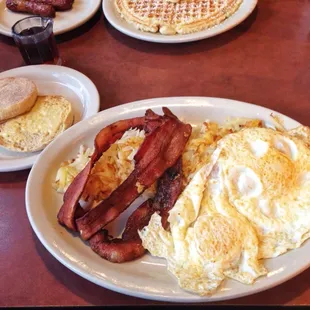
[{"left": 115, "top": 0, "right": 243, "bottom": 35}]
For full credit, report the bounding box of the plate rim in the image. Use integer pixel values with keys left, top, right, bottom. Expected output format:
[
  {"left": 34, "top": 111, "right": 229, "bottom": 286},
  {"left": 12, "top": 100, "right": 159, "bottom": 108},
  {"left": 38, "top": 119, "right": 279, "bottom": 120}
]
[
  {"left": 0, "top": 64, "right": 100, "bottom": 172},
  {"left": 26, "top": 96, "right": 310, "bottom": 303},
  {"left": 102, "top": 0, "right": 258, "bottom": 43},
  {"left": 0, "top": 0, "right": 102, "bottom": 37}
]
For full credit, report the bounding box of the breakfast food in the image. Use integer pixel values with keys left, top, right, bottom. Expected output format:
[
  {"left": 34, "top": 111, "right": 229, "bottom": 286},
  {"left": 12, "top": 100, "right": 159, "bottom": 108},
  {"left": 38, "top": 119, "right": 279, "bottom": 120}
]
[
  {"left": 53, "top": 107, "right": 310, "bottom": 296},
  {"left": 0, "top": 77, "right": 38, "bottom": 122},
  {"left": 6, "top": 0, "right": 56, "bottom": 17},
  {"left": 139, "top": 163, "right": 267, "bottom": 295},
  {"left": 181, "top": 118, "right": 263, "bottom": 185},
  {"left": 139, "top": 123, "right": 310, "bottom": 295},
  {"left": 6, "top": 0, "right": 74, "bottom": 17},
  {"left": 0, "top": 95, "right": 73, "bottom": 152},
  {"left": 28, "top": 0, "right": 74, "bottom": 11},
  {"left": 58, "top": 108, "right": 192, "bottom": 238},
  {"left": 53, "top": 145, "right": 94, "bottom": 194},
  {"left": 82, "top": 128, "right": 146, "bottom": 202},
  {"left": 209, "top": 127, "right": 310, "bottom": 258},
  {"left": 115, "top": 0, "right": 243, "bottom": 35},
  {"left": 54, "top": 118, "right": 263, "bottom": 198},
  {"left": 57, "top": 108, "right": 192, "bottom": 262},
  {"left": 90, "top": 159, "right": 183, "bottom": 263},
  {"left": 57, "top": 115, "right": 146, "bottom": 231}
]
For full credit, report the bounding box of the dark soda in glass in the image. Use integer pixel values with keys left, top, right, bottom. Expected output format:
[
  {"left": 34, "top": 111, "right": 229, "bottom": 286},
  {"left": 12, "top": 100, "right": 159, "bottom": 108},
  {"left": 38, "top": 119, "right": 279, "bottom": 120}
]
[{"left": 12, "top": 16, "right": 61, "bottom": 65}]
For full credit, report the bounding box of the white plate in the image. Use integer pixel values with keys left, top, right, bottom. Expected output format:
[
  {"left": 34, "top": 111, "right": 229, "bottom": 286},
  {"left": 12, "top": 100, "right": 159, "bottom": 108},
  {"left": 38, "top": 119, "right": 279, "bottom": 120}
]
[
  {"left": 0, "top": 0, "right": 101, "bottom": 37},
  {"left": 0, "top": 65, "right": 100, "bottom": 172},
  {"left": 103, "top": 0, "right": 257, "bottom": 43},
  {"left": 26, "top": 97, "right": 310, "bottom": 303}
]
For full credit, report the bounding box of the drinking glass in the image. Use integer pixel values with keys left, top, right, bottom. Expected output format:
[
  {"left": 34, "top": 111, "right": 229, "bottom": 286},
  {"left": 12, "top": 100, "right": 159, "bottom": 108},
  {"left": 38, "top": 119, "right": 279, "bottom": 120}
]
[{"left": 12, "top": 16, "right": 61, "bottom": 65}]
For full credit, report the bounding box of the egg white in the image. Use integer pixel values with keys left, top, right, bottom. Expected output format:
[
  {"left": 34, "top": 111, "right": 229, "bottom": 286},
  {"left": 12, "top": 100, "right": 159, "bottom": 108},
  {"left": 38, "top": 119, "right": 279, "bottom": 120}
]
[
  {"left": 211, "top": 127, "right": 310, "bottom": 258},
  {"left": 139, "top": 148, "right": 266, "bottom": 295}
]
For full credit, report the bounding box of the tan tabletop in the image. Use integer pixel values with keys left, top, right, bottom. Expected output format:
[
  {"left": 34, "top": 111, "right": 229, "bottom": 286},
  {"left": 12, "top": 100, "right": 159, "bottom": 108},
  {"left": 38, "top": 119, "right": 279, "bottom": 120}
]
[{"left": 0, "top": 0, "right": 309, "bottom": 306}]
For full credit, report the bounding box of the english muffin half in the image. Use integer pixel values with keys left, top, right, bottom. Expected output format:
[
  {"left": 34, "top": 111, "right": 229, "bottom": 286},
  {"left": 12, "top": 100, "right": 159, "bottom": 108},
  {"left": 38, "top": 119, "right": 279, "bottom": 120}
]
[
  {"left": 0, "top": 95, "right": 74, "bottom": 152},
  {"left": 0, "top": 77, "right": 38, "bottom": 121}
]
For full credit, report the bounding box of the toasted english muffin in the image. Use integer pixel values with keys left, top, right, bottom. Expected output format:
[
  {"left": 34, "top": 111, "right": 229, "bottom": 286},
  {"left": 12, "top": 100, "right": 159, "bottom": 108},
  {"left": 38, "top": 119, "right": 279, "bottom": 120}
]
[
  {"left": 0, "top": 96, "right": 74, "bottom": 152},
  {"left": 0, "top": 77, "right": 38, "bottom": 121}
]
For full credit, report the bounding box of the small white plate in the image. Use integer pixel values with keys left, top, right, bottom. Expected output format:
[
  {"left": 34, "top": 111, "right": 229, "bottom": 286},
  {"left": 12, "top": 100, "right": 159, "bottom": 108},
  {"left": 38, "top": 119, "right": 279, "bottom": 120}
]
[
  {"left": 103, "top": 0, "right": 257, "bottom": 43},
  {"left": 0, "top": 0, "right": 101, "bottom": 37},
  {"left": 0, "top": 65, "right": 100, "bottom": 172},
  {"left": 26, "top": 97, "right": 310, "bottom": 303}
]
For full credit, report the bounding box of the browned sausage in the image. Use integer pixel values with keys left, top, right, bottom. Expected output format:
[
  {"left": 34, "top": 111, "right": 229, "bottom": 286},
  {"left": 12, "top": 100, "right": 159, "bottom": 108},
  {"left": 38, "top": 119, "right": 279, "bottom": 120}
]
[
  {"left": 6, "top": 0, "right": 56, "bottom": 17},
  {"left": 27, "top": 0, "right": 74, "bottom": 11}
]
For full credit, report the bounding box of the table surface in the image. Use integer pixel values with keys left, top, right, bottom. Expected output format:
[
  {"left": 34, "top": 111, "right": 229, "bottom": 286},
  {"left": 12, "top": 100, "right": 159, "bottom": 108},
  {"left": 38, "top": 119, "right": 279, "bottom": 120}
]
[{"left": 0, "top": 0, "right": 309, "bottom": 306}]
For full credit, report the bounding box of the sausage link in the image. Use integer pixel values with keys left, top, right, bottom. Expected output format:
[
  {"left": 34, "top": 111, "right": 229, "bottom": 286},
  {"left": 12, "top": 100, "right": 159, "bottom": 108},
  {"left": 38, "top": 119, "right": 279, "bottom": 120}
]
[
  {"left": 27, "top": 0, "right": 73, "bottom": 11},
  {"left": 6, "top": 0, "right": 56, "bottom": 17}
]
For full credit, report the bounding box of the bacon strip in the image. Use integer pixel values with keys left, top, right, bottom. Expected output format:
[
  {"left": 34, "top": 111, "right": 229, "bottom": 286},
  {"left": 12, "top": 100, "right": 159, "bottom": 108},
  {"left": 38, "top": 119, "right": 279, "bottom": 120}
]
[
  {"left": 89, "top": 158, "right": 183, "bottom": 263},
  {"left": 152, "top": 157, "right": 183, "bottom": 230},
  {"left": 57, "top": 116, "right": 145, "bottom": 231},
  {"left": 89, "top": 200, "right": 152, "bottom": 263},
  {"left": 75, "top": 203, "right": 86, "bottom": 219},
  {"left": 76, "top": 109, "right": 192, "bottom": 240},
  {"left": 143, "top": 109, "right": 167, "bottom": 134}
]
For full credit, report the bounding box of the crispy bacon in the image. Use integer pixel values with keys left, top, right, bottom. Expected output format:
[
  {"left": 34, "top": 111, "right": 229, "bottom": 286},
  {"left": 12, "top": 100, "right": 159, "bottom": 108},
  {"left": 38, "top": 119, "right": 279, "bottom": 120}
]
[
  {"left": 57, "top": 116, "right": 145, "bottom": 231},
  {"left": 57, "top": 109, "right": 173, "bottom": 232},
  {"left": 76, "top": 108, "right": 192, "bottom": 240},
  {"left": 89, "top": 158, "right": 183, "bottom": 263},
  {"left": 143, "top": 109, "right": 166, "bottom": 134},
  {"left": 75, "top": 203, "right": 86, "bottom": 219},
  {"left": 152, "top": 158, "right": 183, "bottom": 230},
  {"left": 89, "top": 200, "right": 152, "bottom": 263}
]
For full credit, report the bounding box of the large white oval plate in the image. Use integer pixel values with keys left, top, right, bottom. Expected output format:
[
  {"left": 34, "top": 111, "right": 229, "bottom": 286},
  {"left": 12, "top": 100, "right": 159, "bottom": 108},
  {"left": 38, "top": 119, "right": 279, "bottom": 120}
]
[
  {"left": 103, "top": 0, "right": 257, "bottom": 43},
  {"left": 26, "top": 97, "right": 310, "bottom": 303},
  {"left": 0, "top": 65, "right": 100, "bottom": 172},
  {"left": 0, "top": 0, "right": 101, "bottom": 37}
]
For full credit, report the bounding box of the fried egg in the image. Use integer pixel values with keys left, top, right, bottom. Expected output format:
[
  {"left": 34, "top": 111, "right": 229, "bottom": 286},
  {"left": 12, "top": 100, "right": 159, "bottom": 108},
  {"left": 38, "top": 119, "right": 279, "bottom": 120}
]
[
  {"left": 139, "top": 125, "right": 310, "bottom": 295},
  {"left": 211, "top": 127, "right": 310, "bottom": 258},
  {"left": 182, "top": 118, "right": 263, "bottom": 186},
  {"left": 139, "top": 149, "right": 266, "bottom": 295}
]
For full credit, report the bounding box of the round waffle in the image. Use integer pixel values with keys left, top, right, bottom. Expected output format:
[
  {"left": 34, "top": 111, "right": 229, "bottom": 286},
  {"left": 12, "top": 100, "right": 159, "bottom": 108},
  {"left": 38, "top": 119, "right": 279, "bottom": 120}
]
[{"left": 115, "top": 0, "right": 243, "bottom": 35}]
